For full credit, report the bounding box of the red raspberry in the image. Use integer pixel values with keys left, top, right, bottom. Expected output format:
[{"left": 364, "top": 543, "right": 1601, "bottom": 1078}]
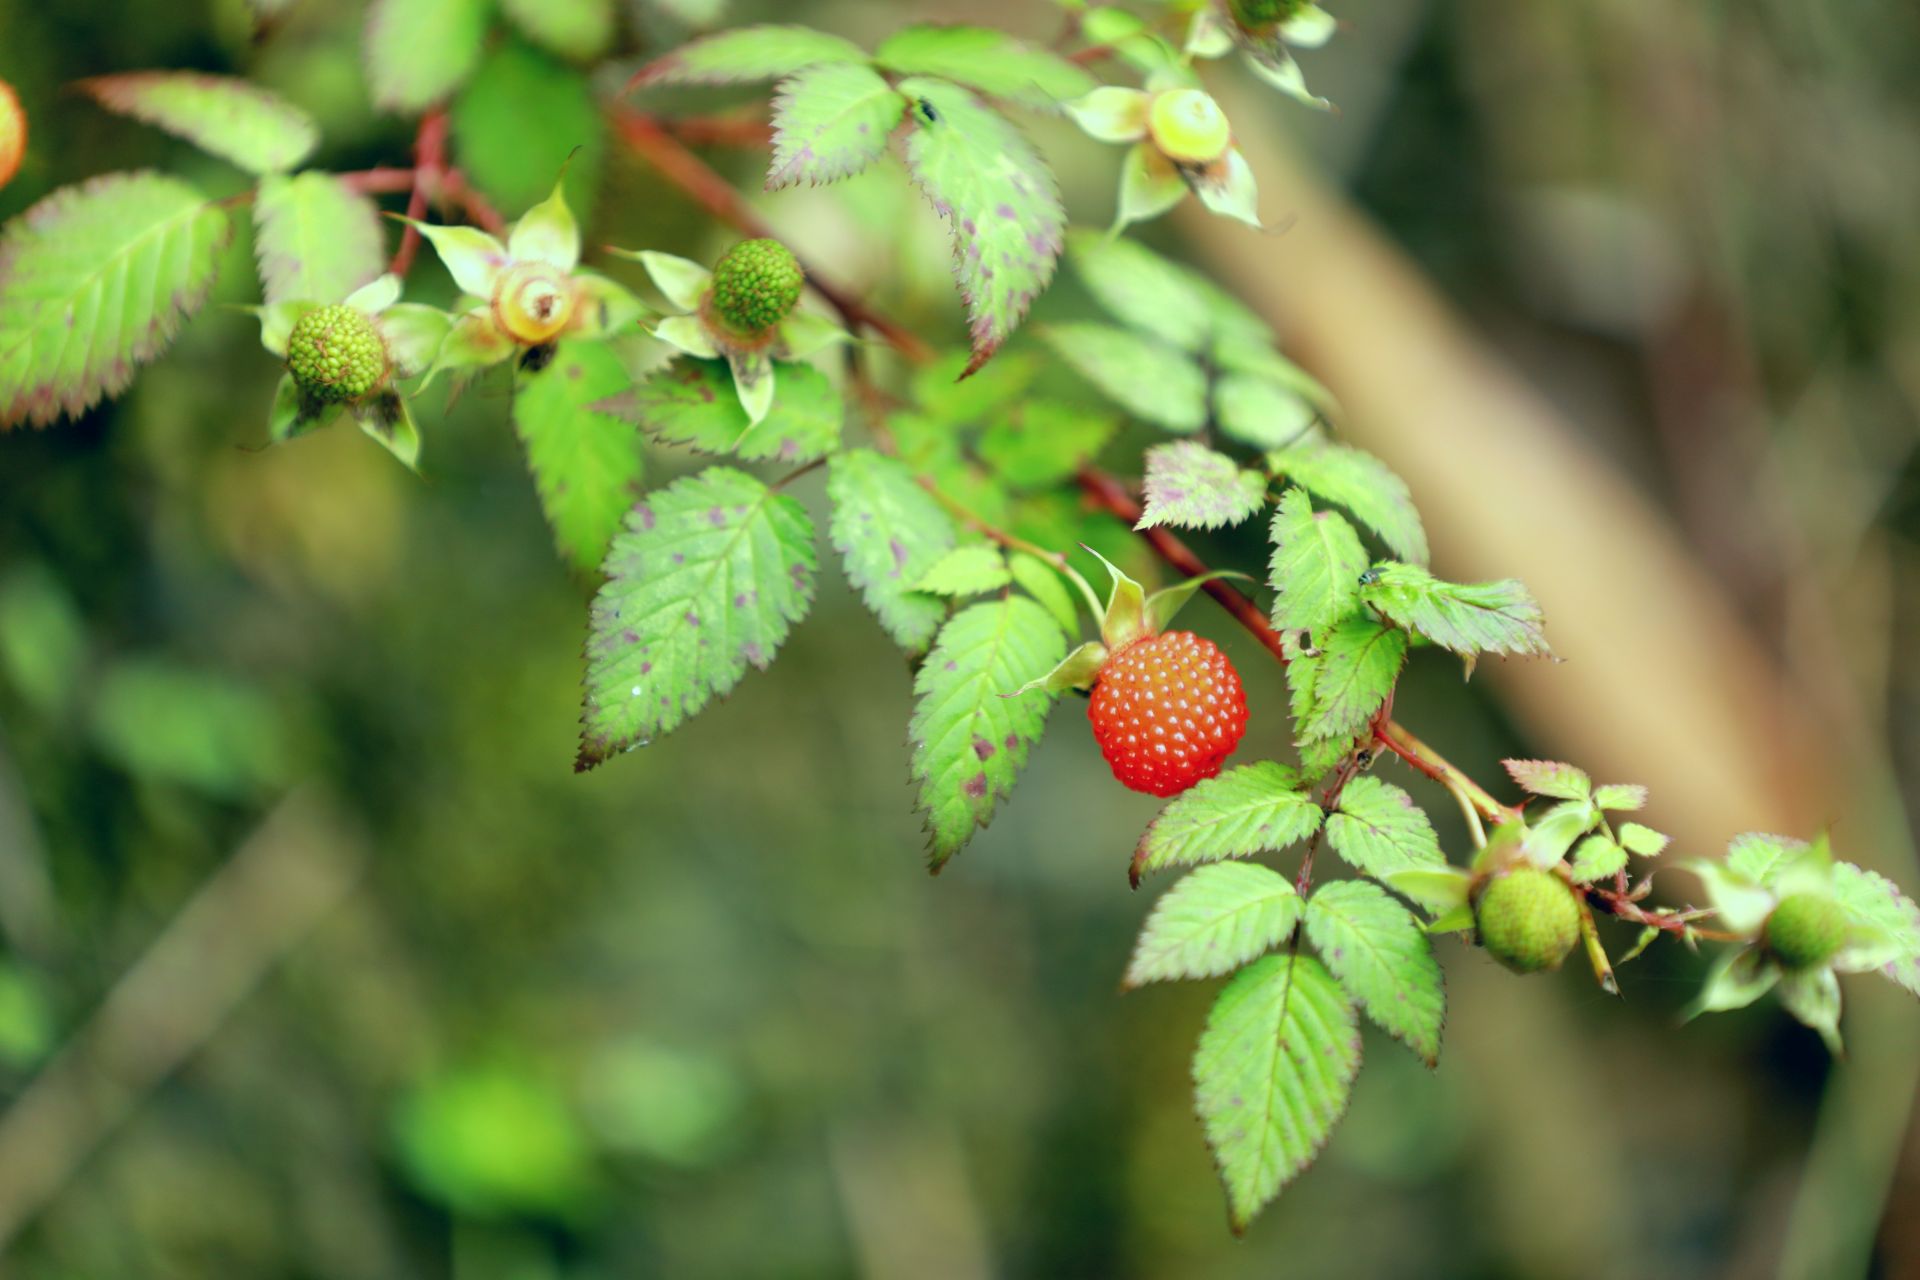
[{"left": 1088, "top": 631, "right": 1248, "bottom": 797}]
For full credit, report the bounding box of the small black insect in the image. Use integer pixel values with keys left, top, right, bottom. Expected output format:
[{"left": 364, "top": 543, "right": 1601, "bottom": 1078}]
[
  {"left": 917, "top": 97, "right": 939, "bottom": 124},
  {"left": 1357, "top": 567, "right": 1382, "bottom": 587},
  {"left": 520, "top": 342, "right": 558, "bottom": 374}
]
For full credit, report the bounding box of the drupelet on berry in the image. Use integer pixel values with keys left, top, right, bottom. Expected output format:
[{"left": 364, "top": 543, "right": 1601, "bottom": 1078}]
[
  {"left": 1088, "top": 630, "right": 1248, "bottom": 797},
  {"left": 709, "top": 238, "right": 803, "bottom": 335},
  {"left": 287, "top": 304, "right": 387, "bottom": 404}
]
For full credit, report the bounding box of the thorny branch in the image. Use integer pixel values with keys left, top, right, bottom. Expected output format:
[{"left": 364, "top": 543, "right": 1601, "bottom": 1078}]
[{"left": 602, "top": 95, "right": 1727, "bottom": 946}]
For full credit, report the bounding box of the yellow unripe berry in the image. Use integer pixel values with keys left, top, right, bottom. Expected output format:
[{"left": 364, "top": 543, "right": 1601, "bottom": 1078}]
[
  {"left": 1148, "top": 89, "right": 1232, "bottom": 166},
  {"left": 493, "top": 261, "right": 576, "bottom": 345},
  {"left": 0, "top": 79, "right": 26, "bottom": 191}
]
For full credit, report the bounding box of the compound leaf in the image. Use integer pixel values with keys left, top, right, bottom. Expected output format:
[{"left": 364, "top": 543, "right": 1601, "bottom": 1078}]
[
  {"left": 1305, "top": 879, "right": 1444, "bottom": 1065},
  {"left": 1361, "top": 563, "right": 1550, "bottom": 671},
  {"left": 1325, "top": 777, "right": 1445, "bottom": 879},
  {"left": 578, "top": 468, "right": 816, "bottom": 766},
  {"left": 826, "top": 449, "right": 956, "bottom": 653},
  {"left": 1293, "top": 615, "right": 1406, "bottom": 744},
  {"left": 1269, "top": 489, "right": 1367, "bottom": 636},
  {"left": 910, "top": 596, "right": 1067, "bottom": 869},
  {"left": 500, "top": 0, "right": 613, "bottom": 61},
  {"left": 253, "top": 172, "right": 386, "bottom": 305},
  {"left": 1271, "top": 440, "right": 1428, "bottom": 566},
  {"left": 601, "top": 357, "right": 841, "bottom": 465},
  {"left": 768, "top": 63, "right": 907, "bottom": 190},
  {"left": 1132, "top": 762, "right": 1322, "bottom": 884},
  {"left": 1138, "top": 440, "right": 1267, "bottom": 531},
  {"left": 0, "top": 173, "right": 230, "bottom": 430},
  {"left": 630, "top": 25, "right": 868, "bottom": 87},
  {"left": 78, "top": 73, "right": 319, "bottom": 174},
  {"left": 899, "top": 78, "right": 1064, "bottom": 375},
  {"left": 1042, "top": 322, "right": 1206, "bottom": 432},
  {"left": 365, "top": 0, "right": 491, "bottom": 112},
  {"left": 1126, "top": 863, "right": 1301, "bottom": 987},
  {"left": 513, "top": 340, "right": 645, "bottom": 573},
  {"left": 1195, "top": 955, "right": 1360, "bottom": 1232},
  {"left": 876, "top": 25, "right": 1095, "bottom": 108}
]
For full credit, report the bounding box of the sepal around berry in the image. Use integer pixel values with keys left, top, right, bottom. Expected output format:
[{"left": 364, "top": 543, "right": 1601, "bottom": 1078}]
[
  {"left": 1080, "top": 546, "right": 1254, "bottom": 651},
  {"left": 1008, "top": 641, "right": 1109, "bottom": 698}
]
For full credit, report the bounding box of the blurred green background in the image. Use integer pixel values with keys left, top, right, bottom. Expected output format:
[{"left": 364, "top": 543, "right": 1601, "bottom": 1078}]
[{"left": 3, "top": 0, "right": 1919, "bottom": 1276}]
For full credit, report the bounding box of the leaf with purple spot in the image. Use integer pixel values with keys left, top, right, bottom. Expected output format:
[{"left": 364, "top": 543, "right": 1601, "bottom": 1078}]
[
  {"left": 578, "top": 466, "right": 816, "bottom": 768},
  {"left": 768, "top": 62, "right": 907, "bottom": 190},
  {"left": 897, "top": 76, "right": 1065, "bottom": 376},
  {"left": 909, "top": 596, "right": 1066, "bottom": 869},
  {"left": 826, "top": 449, "right": 957, "bottom": 653},
  {"left": 1137, "top": 440, "right": 1267, "bottom": 531},
  {"left": 1304, "top": 879, "right": 1444, "bottom": 1066}
]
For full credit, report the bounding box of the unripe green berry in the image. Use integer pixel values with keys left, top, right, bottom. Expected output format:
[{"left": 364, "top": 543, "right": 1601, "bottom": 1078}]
[
  {"left": 709, "top": 239, "right": 803, "bottom": 336},
  {"left": 287, "top": 304, "right": 386, "bottom": 403},
  {"left": 1764, "top": 893, "right": 1848, "bottom": 970},
  {"left": 1147, "top": 89, "right": 1233, "bottom": 166},
  {"left": 1475, "top": 867, "right": 1581, "bottom": 974}
]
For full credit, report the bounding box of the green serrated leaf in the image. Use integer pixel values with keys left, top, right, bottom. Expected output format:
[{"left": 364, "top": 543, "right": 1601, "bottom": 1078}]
[
  {"left": 1065, "top": 228, "right": 1216, "bottom": 352},
  {"left": 601, "top": 358, "right": 841, "bottom": 464},
  {"left": 877, "top": 25, "right": 1096, "bottom": 108},
  {"left": 365, "top": 0, "right": 491, "bottom": 113},
  {"left": 252, "top": 172, "right": 386, "bottom": 306},
  {"left": 910, "top": 597, "right": 1067, "bottom": 869},
  {"left": 1195, "top": 954, "right": 1359, "bottom": 1231},
  {"left": 0, "top": 173, "right": 231, "bottom": 430},
  {"left": 826, "top": 449, "right": 957, "bottom": 654},
  {"left": 1360, "top": 563, "right": 1550, "bottom": 670},
  {"left": 1569, "top": 834, "right": 1627, "bottom": 883},
  {"left": 1305, "top": 879, "right": 1444, "bottom": 1066},
  {"left": 914, "top": 545, "right": 1010, "bottom": 596},
  {"left": 1271, "top": 440, "right": 1428, "bottom": 565},
  {"left": 1830, "top": 861, "right": 1920, "bottom": 993},
  {"left": 1214, "top": 372, "right": 1318, "bottom": 450},
  {"left": 1593, "top": 783, "right": 1648, "bottom": 811},
  {"left": 1617, "top": 822, "right": 1668, "bottom": 857},
  {"left": 512, "top": 341, "right": 644, "bottom": 574},
  {"left": 899, "top": 79, "right": 1064, "bottom": 374},
  {"left": 1268, "top": 489, "right": 1367, "bottom": 636},
  {"left": 1131, "top": 761, "right": 1322, "bottom": 883},
  {"left": 500, "top": 0, "right": 613, "bottom": 61},
  {"left": 1009, "top": 553, "right": 1080, "bottom": 633},
  {"left": 78, "top": 73, "right": 318, "bottom": 175},
  {"left": 578, "top": 468, "right": 816, "bottom": 766},
  {"left": 978, "top": 398, "right": 1116, "bottom": 490},
  {"left": 768, "top": 63, "right": 907, "bottom": 190},
  {"left": 1294, "top": 615, "right": 1406, "bottom": 743},
  {"left": 631, "top": 25, "right": 869, "bottom": 87},
  {"left": 1685, "top": 948, "right": 1781, "bottom": 1019},
  {"left": 452, "top": 39, "right": 605, "bottom": 217},
  {"left": 1325, "top": 777, "right": 1444, "bottom": 878},
  {"left": 1126, "top": 863, "right": 1301, "bottom": 987},
  {"left": 1725, "top": 832, "right": 1809, "bottom": 886},
  {"left": 1502, "top": 759, "right": 1591, "bottom": 801},
  {"left": 1042, "top": 323, "right": 1206, "bottom": 432},
  {"left": 1137, "top": 440, "right": 1266, "bottom": 531}
]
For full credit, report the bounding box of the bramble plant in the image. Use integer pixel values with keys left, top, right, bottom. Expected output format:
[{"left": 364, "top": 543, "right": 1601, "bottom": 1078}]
[{"left": 3, "top": 0, "right": 1918, "bottom": 1236}]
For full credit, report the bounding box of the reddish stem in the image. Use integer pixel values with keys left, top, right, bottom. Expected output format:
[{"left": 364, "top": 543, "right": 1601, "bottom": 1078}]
[
  {"left": 607, "top": 106, "right": 934, "bottom": 363},
  {"left": 389, "top": 110, "right": 448, "bottom": 278}
]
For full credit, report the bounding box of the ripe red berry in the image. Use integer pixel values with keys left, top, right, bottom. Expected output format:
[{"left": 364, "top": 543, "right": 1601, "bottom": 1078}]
[{"left": 1088, "top": 630, "right": 1248, "bottom": 797}]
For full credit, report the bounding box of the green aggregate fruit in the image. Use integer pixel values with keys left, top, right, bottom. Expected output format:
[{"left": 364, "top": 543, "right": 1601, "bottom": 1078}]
[
  {"left": 1475, "top": 867, "right": 1581, "bottom": 974},
  {"left": 1230, "top": 0, "right": 1304, "bottom": 30},
  {"left": 1764, "top": 893, "right": 1847, "bottom": 970},
  {"left": 288, "top": 304, "right": 386, "bottom": 403},
  {"left": 709, "top": 239, "right": 803, "bottom": 335}
]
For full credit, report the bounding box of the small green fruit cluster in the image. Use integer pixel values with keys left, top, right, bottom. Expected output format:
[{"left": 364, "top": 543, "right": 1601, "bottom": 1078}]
[
  {"left": 710, "top": 239, "right": 803, "bottom": 335},
  {"left": 1475, "top": 867, "right": 1581, "bottom": 974},
  {"left": 1763, "top": 893, "right": 1847, "bottom": 970},
  {"left": 288, "top": 304, "right": 386, "bottom": 403}
]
